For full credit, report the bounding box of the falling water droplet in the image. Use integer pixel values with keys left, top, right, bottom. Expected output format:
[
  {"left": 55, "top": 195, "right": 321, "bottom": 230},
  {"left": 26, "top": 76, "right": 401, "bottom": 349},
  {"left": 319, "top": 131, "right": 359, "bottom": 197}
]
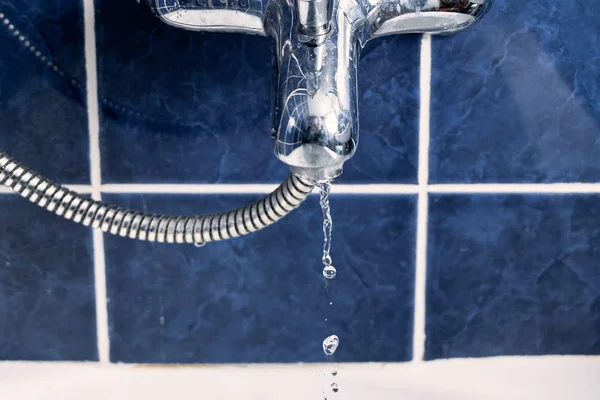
[
  {"left": 323, "top": 265, "right": 337, "bottom": 279},
  {"left": 323, "top": 335, "right": 339, "bottom": 355},
  {"left": 331, "top": 370, "right": 337, "bottom": 376},
  {"left": 194, "top": 242, "right": 206, "bottom": 248},
  {"left": 331, "top": 383, "right": 339, "bottom": 393},
  {"left": 329, "top": 301, "right": 333, "bottom": 305}
]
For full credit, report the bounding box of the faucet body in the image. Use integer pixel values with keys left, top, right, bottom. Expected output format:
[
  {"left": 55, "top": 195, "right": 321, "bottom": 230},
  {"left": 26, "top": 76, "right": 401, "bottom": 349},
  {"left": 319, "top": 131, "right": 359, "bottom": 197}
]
[{"left": 147, "top": 0, "right": 491, "bottom": 181}]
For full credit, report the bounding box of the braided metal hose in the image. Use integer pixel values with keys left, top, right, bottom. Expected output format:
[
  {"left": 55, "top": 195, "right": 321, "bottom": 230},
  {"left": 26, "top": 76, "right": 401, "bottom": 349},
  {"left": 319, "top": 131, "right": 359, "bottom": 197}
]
[{"left": 0, "top": 150, "right": 315, "bottom": 244}]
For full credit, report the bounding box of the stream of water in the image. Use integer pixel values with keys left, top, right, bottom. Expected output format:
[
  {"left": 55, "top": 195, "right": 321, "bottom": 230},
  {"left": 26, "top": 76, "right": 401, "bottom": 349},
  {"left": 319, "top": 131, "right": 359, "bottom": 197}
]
[{"left": 317, "top": 182, "right": 339, "bottom": 398}]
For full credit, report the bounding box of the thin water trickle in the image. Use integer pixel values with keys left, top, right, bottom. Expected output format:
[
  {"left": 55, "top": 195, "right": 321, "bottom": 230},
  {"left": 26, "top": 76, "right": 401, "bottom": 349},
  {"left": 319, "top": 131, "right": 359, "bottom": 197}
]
[
  {"left": 318, "top": 181, "right": 339, "bottom": 396},
  {"left": 317, "top": 182, "right": 334, "bottom": 280}
]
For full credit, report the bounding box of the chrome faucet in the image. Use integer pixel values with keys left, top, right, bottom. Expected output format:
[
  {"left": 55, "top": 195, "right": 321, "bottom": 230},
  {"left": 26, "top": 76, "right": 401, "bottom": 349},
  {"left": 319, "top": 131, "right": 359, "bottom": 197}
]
[
  {"left": 147, "top": 0, "right": 492, "bottom": 181},
  {"left": 0, "top": 0, "right": 492, "bottom": 245}
]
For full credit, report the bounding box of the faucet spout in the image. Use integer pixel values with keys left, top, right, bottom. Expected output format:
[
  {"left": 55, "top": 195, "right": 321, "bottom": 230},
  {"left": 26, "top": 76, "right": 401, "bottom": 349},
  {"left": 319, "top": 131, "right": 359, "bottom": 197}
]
[{"left": 271, "top": 0, "right": 362, "bottom": 181}]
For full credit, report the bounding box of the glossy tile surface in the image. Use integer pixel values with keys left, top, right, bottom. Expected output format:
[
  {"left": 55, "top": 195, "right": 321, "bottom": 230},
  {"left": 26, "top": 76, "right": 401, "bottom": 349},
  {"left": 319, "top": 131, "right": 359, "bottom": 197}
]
[
  {"left": 346, "top": 36, "right": 420, "bottom": 184},
  {"left": 0, "top": 1, "right": 89, "bottom": 184},
  {"left": 426, "top": 194, "right": 600, "bottom": 359},
  {"left": 0, "top": 196, "right": 97, "bottom": 361},
  {"left": 430, "top": 1, "right": 600, "bottom": 183},
  {"left": 104, "top": 194, "right": 416, "bottom": 363}
]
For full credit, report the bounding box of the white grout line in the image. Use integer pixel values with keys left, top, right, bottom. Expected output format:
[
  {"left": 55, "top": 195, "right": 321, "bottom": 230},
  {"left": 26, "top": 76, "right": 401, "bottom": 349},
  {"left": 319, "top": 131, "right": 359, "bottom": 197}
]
[
  {"left": 428, "top": 183, "right": 600, "bottom": 194},
  {"left": 330, "top": 184, "right": 419, "bottom": 194},
  {"left": 6, "top": 182, "right": 600, "bottom": 196},
  {"left": 412, "top": 33, "right": 432, "bottom": 363},
  {"left": 83, "top": 0, "right": 110, "bottom": 364},
  {"left": 96, "top": 182, "right": 600, "bottom": 194},
  {"left": 0, "top": 184, "right": 93, "bottom": 194},
  {"left": 417, "top": 38, "right": 431, "bottom": 191},
  {"left": 100, "top": 183, "right": 420, "bottom": 194},
  {"left": 100, "top": 183, "right": 282, "bottom": 194}
]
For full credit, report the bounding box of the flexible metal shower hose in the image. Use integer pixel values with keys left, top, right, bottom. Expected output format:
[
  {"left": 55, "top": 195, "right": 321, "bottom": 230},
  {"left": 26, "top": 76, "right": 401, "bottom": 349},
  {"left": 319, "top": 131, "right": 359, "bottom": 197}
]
[{"left": 0, "top": 150, "right": 315, "bottom": 244}]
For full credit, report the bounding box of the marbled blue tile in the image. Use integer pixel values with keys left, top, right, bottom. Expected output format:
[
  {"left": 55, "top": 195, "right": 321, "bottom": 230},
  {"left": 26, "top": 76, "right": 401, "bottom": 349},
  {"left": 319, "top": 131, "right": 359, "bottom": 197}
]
[
  {"left": 0, "top": 195, "right": 97, "bottom": 361},
  {"left": 104, "top": 194, "right": 416, "bottom": 363},
  {"left": 426, "top": 194, "right": 600, "bottom": 360},
  {"left": 95, "top": 0, "right": 419, "bottom": 184},
  {"left": 430, "top": 1, "right": 600, "bottom": 183},
  {"left": 95, "top": 0, "right": 283, "bottom": 184},
  {"left": 0, "top": 1, "right": 89, "bottom": 184},
  {"left": 342, "top": 36, "right": 420, "bottom": 184}
]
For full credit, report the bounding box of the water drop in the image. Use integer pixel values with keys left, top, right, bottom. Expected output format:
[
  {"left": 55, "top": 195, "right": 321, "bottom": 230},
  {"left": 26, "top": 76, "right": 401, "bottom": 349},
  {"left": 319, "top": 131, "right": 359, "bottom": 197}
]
[
  {"left": 323, "top": 265, "right": 337, "bottom": 279},
  {"left": 329, "top": 301, "right": 333, "bottom": 305},
  {"left": 331, "top": 370, "right": 337, "bottom": 376},
  {"left": 331, "top": 383, "right": 339, "bottom": 393},
  {"left": 322, "top": 335, "right": 339, "bottom": 355},
  {"left": 194, "top": 242, "right": 206, "bottom": 248}
]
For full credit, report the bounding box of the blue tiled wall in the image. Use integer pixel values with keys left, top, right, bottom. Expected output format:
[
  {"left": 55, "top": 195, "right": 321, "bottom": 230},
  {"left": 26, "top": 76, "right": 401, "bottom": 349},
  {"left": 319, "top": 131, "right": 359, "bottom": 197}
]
[
  {"left": 0, "top": 0, "right": 599, "bottom": 362},
  {"left": 104, "top": 195, "right": 415, "bottom": 363}
]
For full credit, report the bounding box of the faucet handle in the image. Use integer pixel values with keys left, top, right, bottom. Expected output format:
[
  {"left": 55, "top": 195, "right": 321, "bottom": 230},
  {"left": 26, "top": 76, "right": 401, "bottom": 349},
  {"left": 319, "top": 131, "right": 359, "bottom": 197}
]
[
  {"left": 364, "top": 0, "right": 492, "bottom": 39},
  {"left": 145, "top": 0, "right": 269, "bottom": 35}
]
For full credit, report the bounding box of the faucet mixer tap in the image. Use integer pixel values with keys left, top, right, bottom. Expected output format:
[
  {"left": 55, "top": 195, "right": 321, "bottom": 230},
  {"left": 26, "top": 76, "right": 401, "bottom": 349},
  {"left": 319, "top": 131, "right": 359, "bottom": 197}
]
[{"left": 147, "top": 0, "right": 492, "bottom": 181}]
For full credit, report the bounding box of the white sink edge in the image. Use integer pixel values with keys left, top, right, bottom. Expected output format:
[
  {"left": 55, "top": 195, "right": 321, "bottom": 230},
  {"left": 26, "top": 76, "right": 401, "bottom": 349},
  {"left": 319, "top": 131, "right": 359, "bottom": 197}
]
[{"left": 1, "top": 356, "right": 599, "bottom": 400}]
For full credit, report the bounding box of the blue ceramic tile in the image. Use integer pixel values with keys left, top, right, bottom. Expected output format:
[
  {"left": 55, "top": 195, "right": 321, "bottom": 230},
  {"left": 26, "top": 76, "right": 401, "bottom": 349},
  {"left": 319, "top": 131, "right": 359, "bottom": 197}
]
[
  {"left": 342, "top": 36, "right": 420, "bottom": 184},
  {"left": 104, "top": 194, "right": 416, "bottom": 363},
  {"left": 425, "top": 194, "right": 600, "bottom": 360},
  {"left": 0, "top": 1, "right": 89, "bottom": 184},
  {"left": 95, "top": 0, "right": 419, "bottom": 184},
  {"left": 0, "top": 195, "right": 97, "bottom": 361},
  {"left": 95, "top": 0, "right": 284, "bottom": 184},
  {"left": 430, "top": 1, "right": 600, "bottom": 183}
]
